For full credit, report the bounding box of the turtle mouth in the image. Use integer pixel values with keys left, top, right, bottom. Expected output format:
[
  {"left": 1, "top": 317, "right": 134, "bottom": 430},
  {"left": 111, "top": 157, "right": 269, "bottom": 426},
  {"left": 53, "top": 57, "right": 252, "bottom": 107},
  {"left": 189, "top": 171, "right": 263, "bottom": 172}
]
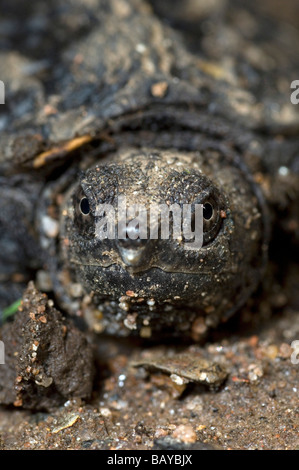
[{"left": 69, "top": 259, "right": 214, "bottom": 276}]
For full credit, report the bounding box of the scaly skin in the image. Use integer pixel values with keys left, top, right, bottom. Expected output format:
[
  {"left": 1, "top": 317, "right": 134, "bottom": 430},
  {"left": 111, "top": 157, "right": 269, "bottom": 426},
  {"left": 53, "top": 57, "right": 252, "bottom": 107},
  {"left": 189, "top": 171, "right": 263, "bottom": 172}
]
[{"left": 54, "top": 146, "right": 268, "bottom": 337}]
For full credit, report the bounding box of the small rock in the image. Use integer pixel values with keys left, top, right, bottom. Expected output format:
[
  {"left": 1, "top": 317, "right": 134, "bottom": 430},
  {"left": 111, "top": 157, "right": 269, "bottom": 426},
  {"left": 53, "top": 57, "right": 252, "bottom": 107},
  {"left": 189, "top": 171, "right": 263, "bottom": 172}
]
[
  {"left": 150, "top": 81, "right": 169, "bottom": 98},
  {"left": 279, "top": 343, "right": 292, "bottom": 359},
  {"left": 265, "top": 344, "right": 278, "bottom": 360},
  {"left": 132, "top": 351, "right": 228, "bottom": 387},
  {"left": 248, "top": 364, "right": 264, "bottom": 382},
  {"left": 41, "top": 215, "right": 59, "bottom": 238},
  {"left": 154, "top": 428, "right": 168, "bottom": 439},
  {"left": 172, "top": 425, "right": 197, "bottom": 444}
]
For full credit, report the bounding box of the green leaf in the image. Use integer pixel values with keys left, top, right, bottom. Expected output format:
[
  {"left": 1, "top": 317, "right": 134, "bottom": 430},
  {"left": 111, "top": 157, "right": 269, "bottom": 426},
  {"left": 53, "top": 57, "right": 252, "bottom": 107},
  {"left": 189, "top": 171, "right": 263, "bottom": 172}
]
[{"left": 2, "top": 299, "right": 22, "bottom": 321}]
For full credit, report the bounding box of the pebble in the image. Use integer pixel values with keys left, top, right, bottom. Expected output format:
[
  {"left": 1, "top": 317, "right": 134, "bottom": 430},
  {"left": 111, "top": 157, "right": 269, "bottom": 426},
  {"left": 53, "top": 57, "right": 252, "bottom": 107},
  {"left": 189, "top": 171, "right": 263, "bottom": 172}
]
[
  {"left": 279, "top": 343, "right": 292, "bottom": 359},
  {"left": 41, "top": 215, "right": 59, "bottom": 238},
  {"left": 150, "top": 81, "right": 169, "bottom": 98},
  {"left": 154, "top": 428, "right": 168, "bottom": 439},
  {"left": 248, "top": 364, "right": 264, "bottom": 382},
  {"left": 265, "top": 345, "right": 278, "bottom": 360},
  {"left": 172, "top": 425, "right": 197, "bottom": 444}
]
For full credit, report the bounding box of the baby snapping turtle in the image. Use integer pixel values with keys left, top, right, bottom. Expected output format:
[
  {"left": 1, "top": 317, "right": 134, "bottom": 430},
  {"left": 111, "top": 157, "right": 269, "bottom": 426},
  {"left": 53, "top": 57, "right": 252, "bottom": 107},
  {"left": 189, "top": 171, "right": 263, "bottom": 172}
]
[{"left": 0, "top": 0, "right": 298, "bottom": 338}]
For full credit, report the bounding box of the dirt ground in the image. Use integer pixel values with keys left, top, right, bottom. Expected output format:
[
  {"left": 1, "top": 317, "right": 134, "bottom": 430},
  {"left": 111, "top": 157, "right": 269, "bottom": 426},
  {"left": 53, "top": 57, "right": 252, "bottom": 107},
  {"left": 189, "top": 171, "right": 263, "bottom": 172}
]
[{"left": 0, "top": 264, "right": 298, "bottom": 450}]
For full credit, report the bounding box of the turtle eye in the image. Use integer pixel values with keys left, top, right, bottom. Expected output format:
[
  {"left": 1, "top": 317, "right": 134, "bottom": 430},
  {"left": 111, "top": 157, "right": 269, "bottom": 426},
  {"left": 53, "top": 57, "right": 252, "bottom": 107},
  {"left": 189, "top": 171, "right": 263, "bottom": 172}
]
[
  {"left": 203, "top": 202, "right": 213, "bottom": 220},
  {"left": 182, "top": 198, "right": 223, "bottom": 247},
  {"left": 73, "top": 189, "right": 94, "bottom": 238},
  {"left": 80, "top": 197, "right": 90, "bottom": 215},
  {"left": 202, "top": 199, "right": 223, "bottom": 245}
]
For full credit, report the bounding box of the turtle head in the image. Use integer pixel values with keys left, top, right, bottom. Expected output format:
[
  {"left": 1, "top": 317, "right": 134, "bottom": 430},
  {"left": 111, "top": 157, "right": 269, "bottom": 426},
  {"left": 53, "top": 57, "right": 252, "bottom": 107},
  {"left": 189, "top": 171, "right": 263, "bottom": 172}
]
[{"left": 58, "top": 148, "right": 267, "bottom": 334}]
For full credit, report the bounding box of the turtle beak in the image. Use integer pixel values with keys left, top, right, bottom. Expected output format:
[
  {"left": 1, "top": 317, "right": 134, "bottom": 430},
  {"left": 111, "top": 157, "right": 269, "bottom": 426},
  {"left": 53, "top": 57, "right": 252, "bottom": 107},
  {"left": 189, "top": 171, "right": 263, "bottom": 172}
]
[{"left": 116, "top": 224, "right": 150, "bottom": 268}]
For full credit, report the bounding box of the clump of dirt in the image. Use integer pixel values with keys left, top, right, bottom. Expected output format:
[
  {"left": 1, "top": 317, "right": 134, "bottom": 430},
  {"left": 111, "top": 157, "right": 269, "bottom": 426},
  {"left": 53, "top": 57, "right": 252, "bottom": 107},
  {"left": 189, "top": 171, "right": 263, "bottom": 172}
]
[{"left": 0, "top": 282, "right": 94, "bottom": 410}]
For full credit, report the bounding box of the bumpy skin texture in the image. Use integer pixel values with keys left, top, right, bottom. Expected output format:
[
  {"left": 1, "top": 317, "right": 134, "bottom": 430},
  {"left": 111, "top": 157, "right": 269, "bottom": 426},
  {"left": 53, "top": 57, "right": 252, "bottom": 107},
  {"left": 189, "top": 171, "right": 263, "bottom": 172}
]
[
  {"left": 0, "top": 0, "right": 298, "bottom": 336},
  {"left": 56, "top": 148, "right": 267, "bottom": 336}
]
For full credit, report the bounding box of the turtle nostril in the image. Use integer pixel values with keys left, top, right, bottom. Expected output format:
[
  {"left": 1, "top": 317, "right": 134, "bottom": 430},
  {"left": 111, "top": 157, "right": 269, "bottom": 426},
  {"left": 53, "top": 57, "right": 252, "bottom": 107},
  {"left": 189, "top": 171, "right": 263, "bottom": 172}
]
[
  {"left": 117, "top": 236, "right": 148, "bottom": 249},
  {"left": 117, "top": 224, "right": 149, "bottom": 248}
]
